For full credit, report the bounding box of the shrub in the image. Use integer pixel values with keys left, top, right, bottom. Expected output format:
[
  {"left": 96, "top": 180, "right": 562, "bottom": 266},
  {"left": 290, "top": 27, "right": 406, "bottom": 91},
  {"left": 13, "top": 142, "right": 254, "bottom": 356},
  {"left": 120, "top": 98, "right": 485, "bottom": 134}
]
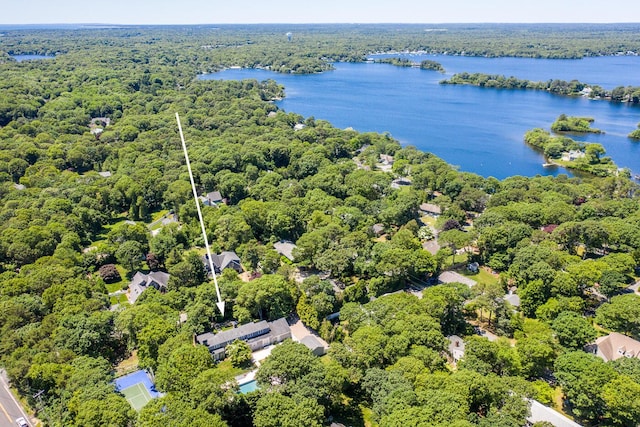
[{"left": 99, "top": 264, "right": 121, "bottom": 283}]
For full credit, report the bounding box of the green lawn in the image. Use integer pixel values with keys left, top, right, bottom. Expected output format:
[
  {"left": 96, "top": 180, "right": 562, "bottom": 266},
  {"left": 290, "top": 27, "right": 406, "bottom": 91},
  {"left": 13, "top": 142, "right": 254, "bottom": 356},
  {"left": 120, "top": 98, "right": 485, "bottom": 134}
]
[
  {"left": 150, "top": 209, "right": 169, "bottom": 222},
  {"left": 420, "top": 215, "right": 437, "bottom": 227},
  {"left": 110, "top": 294, "right": 129, "bottom": 305},
  {"left": 447, "top": 262, "right": 500, "bottom": 287},
  {"left": 441, "top": 252, "right": 470, "bottom": 269},
  {"left": 106, "top": 282, "right": 123, "bottom": 293},
  {"left": 105, "top": 265, "right": 129, "bottom": 293}
]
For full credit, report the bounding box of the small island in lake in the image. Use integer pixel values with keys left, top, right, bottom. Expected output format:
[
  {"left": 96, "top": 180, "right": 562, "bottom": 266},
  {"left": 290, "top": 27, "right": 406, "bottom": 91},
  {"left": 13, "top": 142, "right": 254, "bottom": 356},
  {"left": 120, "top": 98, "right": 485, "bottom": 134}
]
[
  {"left": 419, "top": 59, "right": 445, "bottom": 72},
  {"left": 524, "top": 127, "right": 617, "bottom": 176},
  {"left": 374, "top": 57, "right": 445, "bottom": 72},
  {"left": 629, "top": 122, "right": 640, "bottom": 139},
  {"left": 551, "top": 114, "right": 602, "bottom": 134},
  {"left": 373, "top": 57, "right": 415, "bottom": 67}
]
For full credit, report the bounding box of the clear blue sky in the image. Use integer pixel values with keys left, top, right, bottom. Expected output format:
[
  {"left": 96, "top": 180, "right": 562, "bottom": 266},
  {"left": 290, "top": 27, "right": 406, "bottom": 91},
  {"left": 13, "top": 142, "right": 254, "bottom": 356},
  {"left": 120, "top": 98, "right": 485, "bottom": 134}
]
[{"left": 3, "top": 0, "right": 639, "bottom": 25}]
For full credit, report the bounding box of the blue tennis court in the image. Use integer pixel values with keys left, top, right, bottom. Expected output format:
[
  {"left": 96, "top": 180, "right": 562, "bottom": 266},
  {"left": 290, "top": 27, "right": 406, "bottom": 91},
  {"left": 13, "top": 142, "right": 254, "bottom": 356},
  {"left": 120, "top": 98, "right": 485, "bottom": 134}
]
[{"left": 114, "top": 369, "right": 161, "bottom": 410}]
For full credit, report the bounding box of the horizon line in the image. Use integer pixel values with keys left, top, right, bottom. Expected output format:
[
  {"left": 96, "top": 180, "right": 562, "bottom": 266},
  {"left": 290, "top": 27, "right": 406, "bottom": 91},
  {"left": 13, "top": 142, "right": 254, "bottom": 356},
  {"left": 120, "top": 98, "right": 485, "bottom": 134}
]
[{"left": 2, "top": 21, "right": 640, "bottom": 26}]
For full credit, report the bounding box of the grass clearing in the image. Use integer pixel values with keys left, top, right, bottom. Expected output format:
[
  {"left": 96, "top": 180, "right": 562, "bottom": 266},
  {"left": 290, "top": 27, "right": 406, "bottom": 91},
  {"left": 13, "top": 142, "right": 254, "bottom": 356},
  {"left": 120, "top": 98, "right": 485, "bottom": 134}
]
[
  {"left": 420, "top": 215, "right": 437, "bottom": 227},
  {"left": 116, "top": 351, "right": 139, "bottom": 377},
  {"left": 106, "top": 281, "right": 123, "bottom": 293},
  {"left": 110, "top": 294, "right": 129, "bottom": 305},
  {"left": 150, "top": 209, "right": 169, "bottom": 222},
  {"left": 217, "top": 360, "right": 243, "bottom": 377},
  {"left": 456, "top": 267, "right": 500, "bottom": 287}
]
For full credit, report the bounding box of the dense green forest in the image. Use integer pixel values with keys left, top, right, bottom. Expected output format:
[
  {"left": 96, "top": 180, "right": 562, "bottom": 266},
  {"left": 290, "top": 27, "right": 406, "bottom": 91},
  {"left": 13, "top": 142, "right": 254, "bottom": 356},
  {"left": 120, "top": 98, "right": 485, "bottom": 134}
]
[{"left": 1, "top": 25, "right": 640, "bottom": 427}]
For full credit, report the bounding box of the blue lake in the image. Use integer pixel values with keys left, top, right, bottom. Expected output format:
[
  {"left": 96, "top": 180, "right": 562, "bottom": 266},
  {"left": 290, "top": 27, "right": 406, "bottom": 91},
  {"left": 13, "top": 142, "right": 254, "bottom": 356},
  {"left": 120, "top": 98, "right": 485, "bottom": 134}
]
[
  {"left": 200, "top": 56, "right": 640, "bottom": 179},
  {"left": 11, "top": 54, "right": 55, "bottom": 62}
]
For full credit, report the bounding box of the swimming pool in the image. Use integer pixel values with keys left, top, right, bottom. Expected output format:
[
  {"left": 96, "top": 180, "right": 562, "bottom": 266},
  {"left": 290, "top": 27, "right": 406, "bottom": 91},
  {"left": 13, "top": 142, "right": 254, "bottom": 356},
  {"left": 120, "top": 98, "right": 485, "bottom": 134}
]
[{"left": 238, "top": 379, "right": 259, "bottom": 394}]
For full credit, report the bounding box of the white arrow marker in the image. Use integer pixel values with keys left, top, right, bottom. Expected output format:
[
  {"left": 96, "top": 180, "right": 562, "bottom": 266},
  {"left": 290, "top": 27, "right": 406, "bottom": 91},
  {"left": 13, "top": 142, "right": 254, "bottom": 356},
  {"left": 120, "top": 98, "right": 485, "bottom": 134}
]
[{"left": 176, "top": 112, "right": 225, "bottom": 316}]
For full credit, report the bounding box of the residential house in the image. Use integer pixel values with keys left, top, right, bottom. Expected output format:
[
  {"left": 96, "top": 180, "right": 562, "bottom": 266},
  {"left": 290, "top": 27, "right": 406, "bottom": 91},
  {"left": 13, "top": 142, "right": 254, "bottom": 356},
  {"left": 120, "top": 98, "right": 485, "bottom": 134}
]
[
  {"left": 203, "top": 251, "right": 243, "bottom": 275},
  {"left": 419, "top": 203, "right": 442, "bottom": 217},
  {"left": 527, "top": 399, "right": 582, "bottom": 427},
  {"left": 448, "top": 335, "right": 465, "bottom": 362},
  {"left": 504, "top": 291, "right": 521, "bottom": 308},
  {"left": 371, "top": 223, "right": 385, "bottom": 237},
  {"left": 561, "top": 150, "right": 585, "bottom": 162},
  {"left": 300, "top": 335, "right": 328, "bottom": 356},
  {"left": 201, "top": 191, "right": 223, "bottom": 206},
  {"left": 195, "top": 318, "right": 291, "bottom": 361},
  {"left": 274, "top": 241, "right": 297, "bottom": 262},
  {"left": 128, "top": 271, "right": 170, "bottom": 304},
  {"left": 391, "top": 177, "right": 411, "bottom": 189},
  {"left": 594, "top": 332, "right": 640, "bottom": 362}
]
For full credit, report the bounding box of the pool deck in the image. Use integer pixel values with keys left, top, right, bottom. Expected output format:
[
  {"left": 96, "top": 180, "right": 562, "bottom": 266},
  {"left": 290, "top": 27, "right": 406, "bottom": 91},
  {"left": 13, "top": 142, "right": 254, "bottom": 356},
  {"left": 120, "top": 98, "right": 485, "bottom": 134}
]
[{"left": 235, "top": 369, "right": 257, "bottom": 386}]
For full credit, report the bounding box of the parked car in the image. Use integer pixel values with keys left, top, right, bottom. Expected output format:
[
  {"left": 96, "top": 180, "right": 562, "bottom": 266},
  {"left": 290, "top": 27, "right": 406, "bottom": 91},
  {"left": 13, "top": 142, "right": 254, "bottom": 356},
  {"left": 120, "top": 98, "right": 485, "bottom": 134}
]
[{"left": 15, "top": 417, "right": 29, "bottom": 427}]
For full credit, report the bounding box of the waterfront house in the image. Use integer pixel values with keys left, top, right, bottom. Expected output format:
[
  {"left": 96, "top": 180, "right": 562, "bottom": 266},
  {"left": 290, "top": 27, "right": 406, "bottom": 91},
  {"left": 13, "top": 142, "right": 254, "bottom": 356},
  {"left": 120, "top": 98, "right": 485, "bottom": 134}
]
[{"left": 561, "top": 150, "right": 585, "bottom": 162}]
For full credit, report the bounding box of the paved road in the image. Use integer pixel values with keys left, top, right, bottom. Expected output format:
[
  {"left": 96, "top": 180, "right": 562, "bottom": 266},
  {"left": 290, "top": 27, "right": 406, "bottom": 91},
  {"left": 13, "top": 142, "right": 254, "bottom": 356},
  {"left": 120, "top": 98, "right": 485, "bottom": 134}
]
[{"left": 0, "top": 370, "right": 31, "bottom": 427}]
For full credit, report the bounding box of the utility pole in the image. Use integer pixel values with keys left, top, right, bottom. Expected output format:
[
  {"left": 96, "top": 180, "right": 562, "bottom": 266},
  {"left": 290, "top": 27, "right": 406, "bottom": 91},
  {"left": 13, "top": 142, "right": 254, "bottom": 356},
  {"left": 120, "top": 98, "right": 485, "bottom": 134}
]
[{"left": 33, "top": 390, "right": 52, "bottom": 427}]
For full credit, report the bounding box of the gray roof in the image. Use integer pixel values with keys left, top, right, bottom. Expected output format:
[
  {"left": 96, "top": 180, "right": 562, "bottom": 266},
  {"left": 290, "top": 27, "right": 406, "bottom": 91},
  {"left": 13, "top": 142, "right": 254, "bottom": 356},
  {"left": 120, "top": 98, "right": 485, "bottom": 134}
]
[
  {"left": 197, "top": 320, "right": 270, "bottom": 349},
  {"left": 269, "top": 318, "right": 291, "bottom": 338},
  {"left": 128, "top": 271, "right": 170, "bottom": 304},
  {"left": 372, "top": 223, "right": 385, "bottom": 235},
  {"left": 504, "top": 293, "right": 521, "bottom": 307},
  {"left": 300, "top": 335, "right": 326, "bottom": 351},
  {"left": 196, "top": 317, "right": 291, "bottom": 352},
  {"left": 420, "top": 203, "right": 442, "bottom": 215},
  {"left": 206, "top": 251, "right": 241, "bottom": 272},
  {"left": 149, "top": 271, "right": 170, "bottom": 287},
  {"left": 206, "top": 191, "right": 223, "bottom": 202},
  {"left": 274, "top": 241, "right": 297, "bottom": 261},
  {"left": 130, "top": 271, "right": 170, "bottom": 289},
  {"left": 438, "top": 271, "right": 476, "bottom": 288}
]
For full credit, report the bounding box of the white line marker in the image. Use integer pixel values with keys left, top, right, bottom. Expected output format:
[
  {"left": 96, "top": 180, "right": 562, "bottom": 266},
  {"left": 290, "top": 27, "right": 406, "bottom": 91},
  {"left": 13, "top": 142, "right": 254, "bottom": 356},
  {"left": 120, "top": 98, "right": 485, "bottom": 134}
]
[{"left": 175, "top": 112, "right": 225, "bottom": 316}]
